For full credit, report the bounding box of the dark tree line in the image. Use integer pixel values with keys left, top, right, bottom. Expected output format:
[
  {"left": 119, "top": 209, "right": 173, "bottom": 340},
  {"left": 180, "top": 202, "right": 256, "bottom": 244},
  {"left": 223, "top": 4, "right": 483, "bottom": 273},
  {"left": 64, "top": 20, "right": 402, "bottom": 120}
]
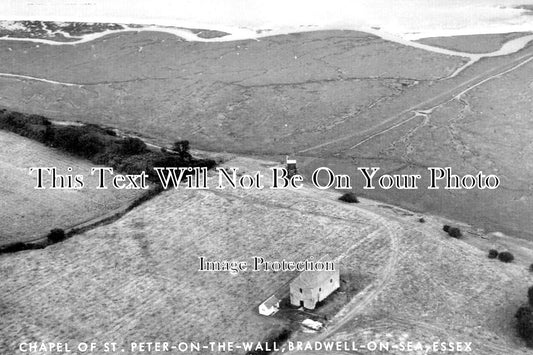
[
  {"left": 0, "top": 109, "right": 215, "bottom": 184},
  {"left": 516, "top": 286, "right": 533, "bottom": 347}
]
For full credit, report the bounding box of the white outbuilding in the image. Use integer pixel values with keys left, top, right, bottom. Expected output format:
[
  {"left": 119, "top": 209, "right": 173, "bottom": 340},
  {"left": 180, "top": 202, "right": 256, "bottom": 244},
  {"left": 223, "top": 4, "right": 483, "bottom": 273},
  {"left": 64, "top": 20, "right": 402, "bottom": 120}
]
[{"left": 258, "top": 295, "right": 280, "bottom": 316}]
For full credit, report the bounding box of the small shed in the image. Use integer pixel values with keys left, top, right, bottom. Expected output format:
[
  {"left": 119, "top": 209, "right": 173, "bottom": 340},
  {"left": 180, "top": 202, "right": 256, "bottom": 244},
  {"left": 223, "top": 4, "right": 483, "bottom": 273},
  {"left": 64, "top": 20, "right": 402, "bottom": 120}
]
[
  {"left": 289, "top": 257, "right": 340, "bottom": 310},
  {"left": 258, "top": 295, "right": 280, "bottom": 316},
  {"left": 286, "top": 157, "right": 298, "bottom": 178}
]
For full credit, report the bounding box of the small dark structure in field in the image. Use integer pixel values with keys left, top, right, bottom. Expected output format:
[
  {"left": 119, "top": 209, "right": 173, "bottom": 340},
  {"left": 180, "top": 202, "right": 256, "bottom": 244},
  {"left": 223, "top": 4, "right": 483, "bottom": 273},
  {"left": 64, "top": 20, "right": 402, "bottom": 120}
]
[
  {"left": 339, "top": 192, "right": 359, "bottom": 203},
  {"left": 290, "top": 256, "right": 340, "bottom": 310},
  {"left": 286, "top": 157, "right": 298, "bottom": 178}
]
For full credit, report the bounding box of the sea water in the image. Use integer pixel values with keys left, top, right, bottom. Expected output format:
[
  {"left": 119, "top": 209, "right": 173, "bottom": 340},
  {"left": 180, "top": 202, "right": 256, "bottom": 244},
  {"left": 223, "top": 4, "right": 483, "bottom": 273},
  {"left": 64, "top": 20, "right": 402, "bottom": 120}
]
[{"left": 0, "top": 0, "right": 532, "bottom": 41}]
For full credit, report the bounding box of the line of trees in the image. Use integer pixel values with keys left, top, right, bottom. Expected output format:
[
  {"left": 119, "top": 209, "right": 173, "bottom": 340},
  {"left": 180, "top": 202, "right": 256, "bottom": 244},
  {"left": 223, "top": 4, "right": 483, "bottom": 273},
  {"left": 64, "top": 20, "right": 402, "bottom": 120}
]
[{"left": 0, "top": 108, "right": 215, "bottom": 182}]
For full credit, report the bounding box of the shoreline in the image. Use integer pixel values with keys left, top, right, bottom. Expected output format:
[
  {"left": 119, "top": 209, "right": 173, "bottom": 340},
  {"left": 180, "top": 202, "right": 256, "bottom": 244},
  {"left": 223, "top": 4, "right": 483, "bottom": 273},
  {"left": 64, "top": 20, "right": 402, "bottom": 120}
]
[{"left": 0, "top": 20, "right": 532, "bottom": 58}]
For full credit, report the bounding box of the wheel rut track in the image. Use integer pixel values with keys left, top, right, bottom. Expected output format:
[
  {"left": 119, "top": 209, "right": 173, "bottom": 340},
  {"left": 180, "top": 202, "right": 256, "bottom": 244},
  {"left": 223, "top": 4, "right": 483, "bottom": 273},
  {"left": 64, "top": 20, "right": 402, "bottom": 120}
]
[{"left": 278, "top": 192, "right": 403, "bottom": 350}]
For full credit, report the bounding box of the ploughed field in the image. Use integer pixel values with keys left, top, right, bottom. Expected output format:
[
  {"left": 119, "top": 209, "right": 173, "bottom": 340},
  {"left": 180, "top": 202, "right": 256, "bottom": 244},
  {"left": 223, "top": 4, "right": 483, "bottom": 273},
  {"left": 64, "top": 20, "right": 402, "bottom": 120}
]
[
  {"left": 0, "top": 130, "right": 142, "bottom": 245},
  {"left": 2, "top": 157, "right": 533, "bottom": 354}
]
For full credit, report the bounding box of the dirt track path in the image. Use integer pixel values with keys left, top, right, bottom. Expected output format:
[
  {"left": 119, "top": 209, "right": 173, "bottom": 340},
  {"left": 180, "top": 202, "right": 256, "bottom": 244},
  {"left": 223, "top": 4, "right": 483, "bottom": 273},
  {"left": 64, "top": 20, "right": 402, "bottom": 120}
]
[
  {"left": 283, "top": 204, "right": 532, "bottom": 355},
  {"left": 312, "top": 206, "right": 402, "bottom": 342},
  {"left": 271, "top": 190, "right": 403, "bottom": 353}
]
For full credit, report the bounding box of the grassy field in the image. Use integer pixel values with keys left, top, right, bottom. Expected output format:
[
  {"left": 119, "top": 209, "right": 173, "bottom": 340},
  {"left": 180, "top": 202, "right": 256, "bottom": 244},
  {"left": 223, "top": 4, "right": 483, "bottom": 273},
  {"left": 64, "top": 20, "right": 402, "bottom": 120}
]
[
  {"left": 0, "top": 157, "right": 383, "bottom": 352},
  {"left": 2, "top": 157, "right": 533, "bottom": 354},
  {"left": 300, "top": 201, "right": 533, "bottom": 355},
  {"left": 0, "top": 130, "right": 142, "bottom": 245}
]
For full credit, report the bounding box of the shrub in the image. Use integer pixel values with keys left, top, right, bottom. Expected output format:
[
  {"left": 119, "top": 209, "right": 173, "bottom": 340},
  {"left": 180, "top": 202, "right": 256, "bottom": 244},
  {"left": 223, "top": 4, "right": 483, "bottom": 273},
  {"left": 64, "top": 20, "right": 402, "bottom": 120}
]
[
  {"left": 517, "top": 305, "right": 532, "bottom": 319},
  {"left": 78, "top": 132, "right": 105, "bottom": 157},
  {"left": 338, "top": 192, "right": 359, "bottom": 203},
  {"left": 172, "top": 140, "right": 192, "bottom": 160},
  {"left": 529, "top": 286, "right": 533, "bottom": 308},
  {"left": 43, "top": 125, "right": 54, "bottom": 143},
  {"left": 1, "top": 242, "right": 29, "bottom": 253},
  {"left": 448, "top": 227, "right": 462, "bottom": 238},
  {"left": 0, "top": 241, "right": 45, "bottom": 253},
  {"left": 196, "top": 158, "right": 217, "bottom": 170},
  {"left": 442, "top": 225, "right": 461, "bottom": 238},
  {"left": 498, "top": 251, "right": 514, "bottom": 263},
  {"left": 47, "top": 228, "right": 66, "bottom": 243},
  {"left": 418, "top": 218, "right": 425, "bottom": 223},
  {"left": 105, "top": 128, "right": 117, "bottom": 136},
  {"left": 516, "top": 305, "right": 533, "bottom": 346},
  {"left": 172, "top": 140, "right": 190, "bottom": 153},
  {"left": 52, "top": 127, "right": 85, "bottom": 152},
  {"left": 529, "top": 264, "right": 533, "bottom": 272},
  {"left": 116, "top": 154, "right": 154, "bottom": 175},
  {"left": 488, "top": 249, "right": 499, "bottom": 259},
  {"left": 27, "top": 114, "right": 50, "bottom": 126},
  {"left": 120, "top": 137, "right": 147, "bottom": 155}
]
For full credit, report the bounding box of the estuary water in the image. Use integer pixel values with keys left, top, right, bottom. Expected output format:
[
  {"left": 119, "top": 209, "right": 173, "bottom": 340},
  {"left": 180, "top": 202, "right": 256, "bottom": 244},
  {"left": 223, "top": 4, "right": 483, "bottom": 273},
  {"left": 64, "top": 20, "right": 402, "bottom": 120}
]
[{"left": 0, "top": 0, "right": 532, "bottom": 41}]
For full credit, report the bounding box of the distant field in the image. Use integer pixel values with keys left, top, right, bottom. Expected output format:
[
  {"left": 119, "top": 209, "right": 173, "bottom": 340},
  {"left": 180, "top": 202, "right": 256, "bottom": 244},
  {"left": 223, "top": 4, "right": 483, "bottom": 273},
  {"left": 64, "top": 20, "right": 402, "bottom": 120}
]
[
  {"left": 416, "top": 32, "right": 532, "bottom": 53},
  {"left": 0, "top": 130, "right": 142, "bottom": 244},
  {"left": 2, "top": 157, "right": 533, "bottom": 354}
]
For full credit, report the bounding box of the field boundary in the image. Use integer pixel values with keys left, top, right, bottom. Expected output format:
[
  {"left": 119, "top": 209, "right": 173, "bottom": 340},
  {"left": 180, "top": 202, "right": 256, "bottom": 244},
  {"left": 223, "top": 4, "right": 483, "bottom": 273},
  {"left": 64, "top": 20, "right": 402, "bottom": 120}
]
[{"left": 0, "top": 185, "right": 163, "bottom": 254}]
